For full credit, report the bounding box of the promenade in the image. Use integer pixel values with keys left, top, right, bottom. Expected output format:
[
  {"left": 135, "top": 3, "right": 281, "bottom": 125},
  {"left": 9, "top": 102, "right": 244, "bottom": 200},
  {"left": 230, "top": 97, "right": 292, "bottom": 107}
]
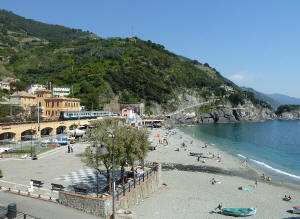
[{"left": 0, "top": 142, "right": 109, "bottom": 200}]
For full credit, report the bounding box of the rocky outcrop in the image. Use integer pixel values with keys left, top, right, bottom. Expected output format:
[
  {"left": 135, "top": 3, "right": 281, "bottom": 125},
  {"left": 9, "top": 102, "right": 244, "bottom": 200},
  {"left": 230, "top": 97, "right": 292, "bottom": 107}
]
[
  {"left": 171, "top": 101, "right": 277, "bottom": 124},
  {"left": 278, "top": 111, "right": 300, "bottom": 120}
]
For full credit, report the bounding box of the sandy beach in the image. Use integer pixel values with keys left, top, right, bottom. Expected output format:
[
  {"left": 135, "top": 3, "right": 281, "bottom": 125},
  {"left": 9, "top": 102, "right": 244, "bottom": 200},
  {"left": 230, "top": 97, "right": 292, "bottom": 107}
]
[{"left": 131, "top": 127, "right": 300, "bottom": 219}]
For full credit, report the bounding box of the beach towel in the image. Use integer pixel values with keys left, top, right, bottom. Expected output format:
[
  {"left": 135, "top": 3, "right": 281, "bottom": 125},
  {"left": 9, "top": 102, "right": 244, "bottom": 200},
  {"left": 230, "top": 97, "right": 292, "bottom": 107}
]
[{"left": 242, "top": 187, "right": 252, "bottom": 191}]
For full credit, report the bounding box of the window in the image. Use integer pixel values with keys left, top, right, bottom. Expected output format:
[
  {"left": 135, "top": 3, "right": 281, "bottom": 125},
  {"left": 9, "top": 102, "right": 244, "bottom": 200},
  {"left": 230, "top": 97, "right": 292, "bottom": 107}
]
[
  {"left": 39, "top": 102, "right": 41, "bottom": 107},
  {"left": 56, "top": 111, "right": 60, "bottom": 116},
  {"left": 46, "top": 110, "right": 50, "bottom": 115},
  {"left": 52, "top": 102, "right": 54, "bottom": 107},
  {"left": 46, "top": 102, "right": 49, "bottom": 107},
  {"left": 52, "top": 110, "right": 54, "bottom": 115},
  {"left": 57, "top": 102, "right": 60, "bottom": 107}
]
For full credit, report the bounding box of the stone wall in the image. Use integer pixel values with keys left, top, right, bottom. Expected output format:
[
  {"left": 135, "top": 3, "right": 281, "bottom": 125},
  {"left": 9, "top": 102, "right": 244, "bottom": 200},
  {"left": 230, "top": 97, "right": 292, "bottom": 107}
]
[
  {"left": 116, "top": 167, "right": 160, "bottom": 209},
  {"left": 59, "top": 192, "right": 112, "bottom": 219}
]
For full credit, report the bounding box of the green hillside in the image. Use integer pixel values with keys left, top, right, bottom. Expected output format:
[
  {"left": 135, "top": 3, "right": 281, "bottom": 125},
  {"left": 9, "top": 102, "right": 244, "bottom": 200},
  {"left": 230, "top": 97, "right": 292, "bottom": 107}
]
[
  {"left": 0, "top": 10, "right": 93, "bottom": 42},
  {"left": 0, "top": 10, "right": 271, "bottom": 113}
]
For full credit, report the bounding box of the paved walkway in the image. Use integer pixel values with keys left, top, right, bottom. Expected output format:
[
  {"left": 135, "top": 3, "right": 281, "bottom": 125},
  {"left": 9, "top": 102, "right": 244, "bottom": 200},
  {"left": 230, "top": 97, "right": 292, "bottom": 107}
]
[
  {"left": 0, "top": 191, "right": 101, "bottom": 219},
  {"left": 0, "top": 142, "right": 110, "bottom": 199}
]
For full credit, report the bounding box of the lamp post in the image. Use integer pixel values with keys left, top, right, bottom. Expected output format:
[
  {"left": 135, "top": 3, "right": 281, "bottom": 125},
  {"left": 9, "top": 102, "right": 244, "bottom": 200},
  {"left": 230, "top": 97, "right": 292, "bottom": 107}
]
[{"left": 101, "top": 131, "right": 115, "bottom": 219}]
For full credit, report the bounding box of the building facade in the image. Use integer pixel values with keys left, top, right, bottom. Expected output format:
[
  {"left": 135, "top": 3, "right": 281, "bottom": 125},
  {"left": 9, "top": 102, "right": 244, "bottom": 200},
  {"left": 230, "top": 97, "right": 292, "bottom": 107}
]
[
  {"left": 26, "top": 84, "right": 47, "bottom": 94},
  {"left": 35, "top": 89, "right": 80, "bottom": 120},
  {"left": 0, "top": 81, "right": 10, "bottom": 91},
  {"left": 9, "top": 91, "right": 36, "bottom": 115},
  {"left": 121, "top": 107, "right": 135, "bottom": 119},
  {"left": 52, "top": 87, "right": 71, "bottom": 97}
]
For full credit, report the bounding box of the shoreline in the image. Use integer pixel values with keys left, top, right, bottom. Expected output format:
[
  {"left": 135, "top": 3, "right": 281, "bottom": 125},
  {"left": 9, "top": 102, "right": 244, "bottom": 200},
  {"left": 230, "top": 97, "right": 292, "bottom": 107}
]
[
  {"left": 178, "top": 124, "right": 300, "bottom": 186},
  {"left": 161, "top": 126, "right": 300, "bottom": 189},
  {"left": 131, "top": 126, "right": 300, "bottom": 219}
]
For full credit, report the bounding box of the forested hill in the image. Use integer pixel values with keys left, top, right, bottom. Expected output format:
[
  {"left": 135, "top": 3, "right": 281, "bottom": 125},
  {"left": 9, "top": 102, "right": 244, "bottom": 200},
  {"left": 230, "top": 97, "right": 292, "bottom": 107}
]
[
  {"left": 0, "top": 10, "right": 271, "bottom": 114},
  {"left": 0, "top": 10, "right": 94, "bottom": 42}
]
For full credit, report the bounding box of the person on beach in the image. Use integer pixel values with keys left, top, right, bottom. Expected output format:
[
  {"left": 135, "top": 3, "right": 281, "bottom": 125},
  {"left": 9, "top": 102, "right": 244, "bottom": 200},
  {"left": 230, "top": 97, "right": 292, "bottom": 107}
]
[
  {"left": 255, "top": 179, "right": 258, "bottom": 187},
  {"left": 215, "top": 203, "right": 222, "bottom": 212},
  {"left": 211, "top": 178, "right": 217, "bottom": 185}
]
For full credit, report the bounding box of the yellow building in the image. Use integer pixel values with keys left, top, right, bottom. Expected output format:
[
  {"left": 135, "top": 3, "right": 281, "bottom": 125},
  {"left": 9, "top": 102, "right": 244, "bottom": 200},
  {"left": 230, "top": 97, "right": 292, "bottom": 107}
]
[
  {"left": 9, "top": 91, "right": 36, "bottom": 115},
  {"left": 35, "top": 89, "right": 80, "bottom": 120}
]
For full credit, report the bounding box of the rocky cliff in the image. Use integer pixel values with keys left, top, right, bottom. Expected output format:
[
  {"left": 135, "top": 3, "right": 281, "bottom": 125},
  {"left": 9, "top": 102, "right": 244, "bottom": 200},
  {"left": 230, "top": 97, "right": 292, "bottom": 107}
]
[
  {"left": 169, "top": 95, "right": 277, "bottom": 124},
  {"left": 278, "top": 111, "right": 300, "bottom": 120}
]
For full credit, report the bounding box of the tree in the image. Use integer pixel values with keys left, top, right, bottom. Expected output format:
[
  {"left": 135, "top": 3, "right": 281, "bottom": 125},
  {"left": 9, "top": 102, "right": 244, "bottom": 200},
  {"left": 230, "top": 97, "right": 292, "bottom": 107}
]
[
  {"left": 228, "top": 93, "right": 244, "bottom": 106},
  {"left": 82, "top": 119, "right": 150, "bottom": 193},
  {"left": 82, "top": 118, "right": 121, "bottom": 194}
]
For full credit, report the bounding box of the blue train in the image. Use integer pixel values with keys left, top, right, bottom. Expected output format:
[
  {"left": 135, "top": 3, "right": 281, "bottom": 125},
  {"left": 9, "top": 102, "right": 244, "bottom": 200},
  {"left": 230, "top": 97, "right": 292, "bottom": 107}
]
[{"left": 59, "top": 111, "right": 120, "bottom": 120}]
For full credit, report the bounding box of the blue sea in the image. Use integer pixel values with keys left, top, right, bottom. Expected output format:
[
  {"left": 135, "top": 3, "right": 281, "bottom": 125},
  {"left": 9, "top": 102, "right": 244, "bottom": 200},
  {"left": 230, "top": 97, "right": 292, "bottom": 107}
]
[{"left": 180, "top": 120, "right": 300, "bottom": 184}]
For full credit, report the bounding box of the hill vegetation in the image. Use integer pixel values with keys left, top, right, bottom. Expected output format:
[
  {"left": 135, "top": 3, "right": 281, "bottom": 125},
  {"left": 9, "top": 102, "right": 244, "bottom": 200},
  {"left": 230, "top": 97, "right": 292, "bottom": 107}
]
[
  {"left": 275, "top": 104, "right": 300, "bottom": 115},
  {"left": 241, "top": 87, "right": 280, "bottom": 109},
  {"left": 0, "top": 10, "right": 93, "bottom": 42},
  {"left": 0, "top": 10, "right": 272, "bottom": 114}
]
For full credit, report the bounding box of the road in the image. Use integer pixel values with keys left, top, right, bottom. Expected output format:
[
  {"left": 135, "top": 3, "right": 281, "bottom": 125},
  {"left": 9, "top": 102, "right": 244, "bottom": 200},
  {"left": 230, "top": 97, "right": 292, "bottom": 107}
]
[{"left": 0, "top": 191, "right": 102, "bottom": 219}]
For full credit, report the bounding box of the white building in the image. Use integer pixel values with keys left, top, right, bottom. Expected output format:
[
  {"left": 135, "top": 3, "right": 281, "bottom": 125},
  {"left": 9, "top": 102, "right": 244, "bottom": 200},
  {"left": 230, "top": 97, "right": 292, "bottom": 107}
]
[
  {"left": 26, "top": 84, "right": 46, "bottom": 94},
  {"left": 121, "top": 107, "right": 135, "bottom": 119},
  {"left": 52, "top": 87, "right": 70, "bottom": 97},
  {"left": 0, "top": 81, "right": 10, "bottom": 91}
]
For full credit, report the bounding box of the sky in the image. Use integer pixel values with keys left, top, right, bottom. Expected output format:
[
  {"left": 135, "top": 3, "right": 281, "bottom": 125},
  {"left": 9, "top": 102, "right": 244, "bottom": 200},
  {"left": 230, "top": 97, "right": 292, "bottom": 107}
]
[{"left": 2, "top": 0, "right": 300, "bottom": 98}]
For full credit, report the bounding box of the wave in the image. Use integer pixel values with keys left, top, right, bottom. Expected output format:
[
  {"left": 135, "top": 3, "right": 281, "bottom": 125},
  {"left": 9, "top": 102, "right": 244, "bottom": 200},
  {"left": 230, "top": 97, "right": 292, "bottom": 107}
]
[
  {"left": 250, "top": 159, "right": 300, "bottom": 180},
  {"left": 237, "top": 154, "right": 247, "bottom": 159}
]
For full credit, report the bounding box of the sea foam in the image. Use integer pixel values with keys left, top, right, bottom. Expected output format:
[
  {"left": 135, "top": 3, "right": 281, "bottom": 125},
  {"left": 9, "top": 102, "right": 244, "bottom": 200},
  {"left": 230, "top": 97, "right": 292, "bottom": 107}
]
[
  {"left": 237, "top": 154, "right": 247, "bottom": 159},
  {"left": 250, "top": 159, "right": 300, "bottom": 180}
]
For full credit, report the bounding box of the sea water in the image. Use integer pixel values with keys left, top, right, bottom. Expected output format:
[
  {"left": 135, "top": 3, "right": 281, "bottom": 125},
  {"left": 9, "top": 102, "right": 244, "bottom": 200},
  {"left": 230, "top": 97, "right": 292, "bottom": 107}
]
[{"left": 180, "top": 120, "right": 300, "bottom": 184}]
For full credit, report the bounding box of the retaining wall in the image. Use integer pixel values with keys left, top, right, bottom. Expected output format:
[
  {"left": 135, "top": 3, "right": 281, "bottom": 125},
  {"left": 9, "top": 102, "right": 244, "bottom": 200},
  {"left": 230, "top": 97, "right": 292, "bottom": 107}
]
[{"left": 59, "top": 164, "right": 161, "bottom": 219}]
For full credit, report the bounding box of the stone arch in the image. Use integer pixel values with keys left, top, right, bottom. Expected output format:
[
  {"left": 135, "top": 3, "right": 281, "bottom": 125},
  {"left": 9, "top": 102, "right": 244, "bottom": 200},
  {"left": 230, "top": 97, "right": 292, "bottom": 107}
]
[
  {"left": 21, "top": 129, "right": 36, "bottom": 141},
  {"left": 69, "top": 124, "right": 78, "bottom": 130},
  {"left": 0, "top": 132, "right": 16, "bottom": 141},
  {"left": 41, "top": 127, "right": 53, "bottom": 136},
  {"left": 56, "top": 126, "right": 67, "bottom": 135}
]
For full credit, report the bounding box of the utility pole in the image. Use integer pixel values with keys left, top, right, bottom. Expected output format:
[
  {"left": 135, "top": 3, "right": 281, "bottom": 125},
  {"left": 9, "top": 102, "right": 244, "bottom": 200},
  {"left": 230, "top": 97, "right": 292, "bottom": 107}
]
[
  {"left": 9, "top": 96, "right": 12, "bottom": 117},
  {"left": 37, "top": 102, "right": 40, "bottom": 131}
]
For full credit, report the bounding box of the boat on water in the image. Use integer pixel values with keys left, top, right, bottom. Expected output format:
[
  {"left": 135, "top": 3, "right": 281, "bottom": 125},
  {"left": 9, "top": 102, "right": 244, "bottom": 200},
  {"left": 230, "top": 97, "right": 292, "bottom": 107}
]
[
  {"left": 221, "top": 208, "right": 256, "bottom": 217},
  {"left": 189, "top": 152, "right": 203, "bottom": 156},
  {"left": 293, "top": 206, "right": 300, "bottom": 214}
]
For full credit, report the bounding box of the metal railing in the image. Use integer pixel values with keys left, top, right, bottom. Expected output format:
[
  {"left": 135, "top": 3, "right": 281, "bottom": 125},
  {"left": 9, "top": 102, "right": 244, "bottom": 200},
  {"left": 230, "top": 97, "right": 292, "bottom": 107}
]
[{"left": 114, "top": 165, "right": 158, "bottom": 200}]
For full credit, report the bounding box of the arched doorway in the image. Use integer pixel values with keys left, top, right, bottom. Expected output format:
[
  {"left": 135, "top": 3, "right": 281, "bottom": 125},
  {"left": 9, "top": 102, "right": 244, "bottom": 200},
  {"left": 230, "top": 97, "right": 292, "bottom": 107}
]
[
  {"left": 0, "top": 132, "right": 16, "bottom": 141},
  {"left": 41, "top": 127, "right": 53, "bottom": 136},
  {"left": 69, "top": 124, "right": 77, "bottom": 130},
  {"left": 21, "top": 129, "right": 36, "bottom": 141},
  {"left": 56, "top": 126, "right": 66, "bottom": 135}
]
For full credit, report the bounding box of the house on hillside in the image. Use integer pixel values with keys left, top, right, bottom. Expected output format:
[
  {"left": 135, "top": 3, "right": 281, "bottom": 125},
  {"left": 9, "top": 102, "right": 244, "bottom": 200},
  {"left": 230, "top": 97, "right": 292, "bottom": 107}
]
[
  {"left": 0, "top": 81, "right": 10, "bottom": 91},
  {"left": 26, "top": 84, "right": 46, "bottom": 94}
]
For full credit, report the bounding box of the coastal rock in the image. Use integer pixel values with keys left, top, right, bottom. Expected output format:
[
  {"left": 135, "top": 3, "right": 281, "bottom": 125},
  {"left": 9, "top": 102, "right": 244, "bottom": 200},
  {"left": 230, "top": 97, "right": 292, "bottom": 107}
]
[
  {"left": 279, "top": 111, "right": 300, "bottom": 120},
  {"left": 172, "top": 100, "right": 277, "bottom": 124}
]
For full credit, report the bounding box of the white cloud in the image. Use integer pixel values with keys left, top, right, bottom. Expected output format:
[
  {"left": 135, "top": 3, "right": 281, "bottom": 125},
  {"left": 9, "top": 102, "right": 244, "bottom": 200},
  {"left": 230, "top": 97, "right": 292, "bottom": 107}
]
[{"left": 229, "top": 73, "right": 245, "bottom": 82}]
